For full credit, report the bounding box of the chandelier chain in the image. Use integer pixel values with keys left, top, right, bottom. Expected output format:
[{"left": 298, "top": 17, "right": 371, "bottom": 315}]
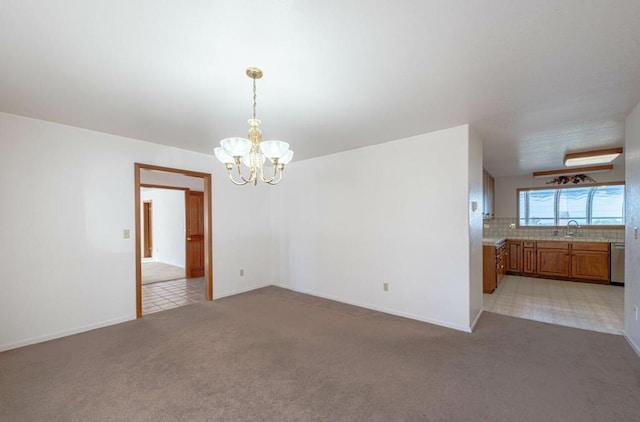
[{"left": 252, "top": 77, "right": 257, "bottom": 120}]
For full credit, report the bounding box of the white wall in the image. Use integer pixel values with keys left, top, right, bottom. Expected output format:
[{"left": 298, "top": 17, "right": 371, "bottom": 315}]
[
  {"left": 494, "top": 166, "right": 626, "bottom": 218},
  {"left": 141, "top": 188, "right": 186, "bottom": 268},
  {"left": 625, "top": 102, "right": 640, "bottom": 355},
  {"left": 273, "top": 125, "right": 482, "bottom": 332},
  {"left": 468, "top": 128, "right": 484, "bottom": 327},
  {"left": 0, "top": 112, "right": 273, "bottom": 351}
]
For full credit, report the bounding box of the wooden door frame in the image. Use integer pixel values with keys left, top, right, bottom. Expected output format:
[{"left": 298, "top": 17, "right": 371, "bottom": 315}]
[{"left": 134, "top": 163, "right": 213, "bottom": 318}]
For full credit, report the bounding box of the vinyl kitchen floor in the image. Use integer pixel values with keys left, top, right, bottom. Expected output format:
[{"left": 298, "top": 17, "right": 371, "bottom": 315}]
[
  {"left": 483, "top": 275, "right": 624, "bottom": 335},
  {"left": 142, "top": 277, "right": 206, "bottom": 315}
]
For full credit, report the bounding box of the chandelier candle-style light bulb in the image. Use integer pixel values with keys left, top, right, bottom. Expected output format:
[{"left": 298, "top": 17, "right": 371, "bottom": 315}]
[{"left": 215, "top": 67, "right": 293, "bottom": 185}]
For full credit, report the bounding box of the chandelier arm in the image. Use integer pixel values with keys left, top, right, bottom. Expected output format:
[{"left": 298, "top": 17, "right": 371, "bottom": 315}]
[
  {"left": 235, "top": 162, "right": 257, "bottom": 184},
  {"left": 226, "top": 167, "right": 249, "bottom": 186},
  {"left": 265, "top": 169, "right": 284, "bottom": 185},
  {"left": 259, "top": 161, "right": 280, "bottom": 183}
]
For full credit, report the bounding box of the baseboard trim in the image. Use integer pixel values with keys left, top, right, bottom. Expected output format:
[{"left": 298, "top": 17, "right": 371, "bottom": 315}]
[
  {"left": 281, "top": 286, "right": 473, "bottom": 333},
  {"left": 0, "top": 314, "right": 135, "bottom": 352},
  {"left": 624, "top": 331, "right": 640, "bottom": 358},
  {"left": 214, "top": 282, "right": 272, "bottom": 300},
  {"left": 470, "top": 309, "right": 483, "bottom": 331}
]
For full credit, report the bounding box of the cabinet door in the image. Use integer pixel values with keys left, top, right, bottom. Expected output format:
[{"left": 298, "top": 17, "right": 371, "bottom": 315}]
[
  {"left": 488, "top": 174, "right": 495, "bottom": 219},
  {"left": 497, "top": 247, "right": 505, "bottom": 285},
  {"left": 506, "top": 241, "right": 522, "bottom": 274},
  {"left": 522, "top": 247, "right": 536, "bottom": 274},
  {"left": 483, "top": 245, "right": 497, "bottom": 293},
  {"left": 482, "top": 169, "right": 495, "bottom": 220},
  {"left": 537, "top": 249, "right": 570, "bottom": 278},
  {"left": 571, "top": 251, "right": 610, "bottom": 282}
]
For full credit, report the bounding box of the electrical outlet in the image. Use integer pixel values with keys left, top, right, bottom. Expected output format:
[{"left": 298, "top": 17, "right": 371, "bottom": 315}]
[
  {"left": 635, "top": 227, "right": 638, "bottom": 240},
  {"left": 635, "top": 306, "right": 638, "bottom": 321},
  {"left": 483, "top": 224, "right": 490, "bottom": 229},
  {"left": 123, "top": 229, "right": 130, "bottom": 239},
  {"left": 509, "top": 223, "right": 516, "bottom": 229},
  {"left": 240, "top": 269, "right": 244, "bottom": 276},
  {"left": 383, "top": 282, "right": 389, "bottom": 292}
]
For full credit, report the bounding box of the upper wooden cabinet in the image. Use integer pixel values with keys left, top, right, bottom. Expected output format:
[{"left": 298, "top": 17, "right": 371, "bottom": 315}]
[{"left": 482, "top": 169, "right": 495, "bottom": 220}]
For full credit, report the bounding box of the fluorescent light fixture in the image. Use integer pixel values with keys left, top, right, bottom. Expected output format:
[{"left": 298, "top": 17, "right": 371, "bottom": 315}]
[
  {"left": 532, "top": 165, "right": 613, "bottom": 179},
  {"left": 564, "top": 147, "right": 622, "bottom": 167}
]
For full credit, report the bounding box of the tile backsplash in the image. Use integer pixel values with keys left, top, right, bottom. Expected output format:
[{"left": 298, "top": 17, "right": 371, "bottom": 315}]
[{"left": 483, "top": 218, "right": 624, "bottom": 241}]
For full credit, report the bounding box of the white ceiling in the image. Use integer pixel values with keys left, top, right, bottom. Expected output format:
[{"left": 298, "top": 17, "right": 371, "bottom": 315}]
[{"left": 1, "top": 1, "right": 639, "bottom": 177}]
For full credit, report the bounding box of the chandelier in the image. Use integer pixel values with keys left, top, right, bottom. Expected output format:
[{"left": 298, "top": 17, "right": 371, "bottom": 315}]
[{"left": 214, "top": 67, "right": 293, "bottom": 185}]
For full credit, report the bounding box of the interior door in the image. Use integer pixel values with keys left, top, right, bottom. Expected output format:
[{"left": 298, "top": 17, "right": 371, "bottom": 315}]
[
  {"left": 143, "top": 201, "right": 152, "bottom": 258},
  {"left": 185, "top": 190, "right": 205, "bottom": 278}
]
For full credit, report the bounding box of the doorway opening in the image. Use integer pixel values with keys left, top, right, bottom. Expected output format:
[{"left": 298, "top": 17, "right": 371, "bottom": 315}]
[
  {"left": 134, "top": 163, "right": 213, "bottom": 318},
  {"left": 140, "top": 187, "right": 187, "bottom": 285}
]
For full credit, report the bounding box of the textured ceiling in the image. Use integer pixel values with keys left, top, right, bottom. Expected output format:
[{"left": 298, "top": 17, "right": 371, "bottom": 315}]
[{"left": 1, "top": 0, "right": 639, "bottom": 177}]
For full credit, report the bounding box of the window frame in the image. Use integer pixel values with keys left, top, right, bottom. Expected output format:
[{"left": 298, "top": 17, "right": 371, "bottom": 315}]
[{"left": 516, "top": 181, "right": 625, "bottom": 229}]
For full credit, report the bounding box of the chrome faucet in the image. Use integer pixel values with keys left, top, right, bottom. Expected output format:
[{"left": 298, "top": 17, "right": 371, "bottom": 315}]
[{"left": 566, "top": 220, "right": 580, "bottom": 237}]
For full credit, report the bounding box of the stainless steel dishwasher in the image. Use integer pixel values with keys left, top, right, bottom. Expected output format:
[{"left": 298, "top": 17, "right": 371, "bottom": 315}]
[{"left": 610, "top": 242, "right": 625, "bottom": 286}]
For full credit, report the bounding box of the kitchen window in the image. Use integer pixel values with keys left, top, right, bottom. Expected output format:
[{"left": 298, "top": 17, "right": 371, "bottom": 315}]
[{"left": 517, "top": 182, "right": 625, "bottom": 227}]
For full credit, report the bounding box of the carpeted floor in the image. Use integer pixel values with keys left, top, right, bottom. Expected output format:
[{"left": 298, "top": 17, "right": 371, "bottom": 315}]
[
  {"left": 141, "top": 261, "right": 185, "bottom": 284},
  {"left": 1, "top": 286, "right": 639, "bottom": 421}
]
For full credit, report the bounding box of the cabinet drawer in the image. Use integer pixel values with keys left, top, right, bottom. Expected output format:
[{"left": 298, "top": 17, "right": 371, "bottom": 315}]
[
  {"left": 536, "top": 241, "right": 569, "bottom": 250},
  {"left": 522, "top": 241, "right": 534, "bottom": 248},
  {"left": 571, "top": 242, "right": 609, "bottom": 252}
]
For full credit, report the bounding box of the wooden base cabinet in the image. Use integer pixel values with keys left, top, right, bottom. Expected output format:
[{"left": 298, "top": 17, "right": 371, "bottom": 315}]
[
  {"left": 504, "top": 239, "right": 610, "bottom": 284},
  {"left": 536, "top": 242, "right": 570, "bottom": 278},
  {"left": 570, "top": 243, "right": 610, "bottom": 283},
  {"left": 483, "top": 241, "right": 506, "bottom": 293},
  {"left": 522, "top": 241, "right": 536, "bottom": 275},
  {"left": 506, "top": 240, "right": 522, "bottom": 274}
]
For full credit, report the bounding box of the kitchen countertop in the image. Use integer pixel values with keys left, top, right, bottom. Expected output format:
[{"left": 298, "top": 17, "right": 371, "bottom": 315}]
[
  {"left": 482, "top": 237, "right": 506, "bottom": 246},
  {"left": 482, "top": 236, "right": 623, "bottom": 246}
]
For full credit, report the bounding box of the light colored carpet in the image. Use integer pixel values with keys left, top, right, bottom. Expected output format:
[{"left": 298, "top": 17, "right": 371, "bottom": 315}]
[
  {"left": 141, "top": 261, "right": 185, "bottom": 284},
  {"left": 1, "top": 286, "right": 639, "bottom": 421}
]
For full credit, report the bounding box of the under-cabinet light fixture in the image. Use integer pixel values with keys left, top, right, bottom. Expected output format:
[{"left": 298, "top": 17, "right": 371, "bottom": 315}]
[
  {"left": 532, "top": 165, "right": 613, "bottom": 179},
  {"left": 564, "top": 147, "right": 622, "bottom": 167}
]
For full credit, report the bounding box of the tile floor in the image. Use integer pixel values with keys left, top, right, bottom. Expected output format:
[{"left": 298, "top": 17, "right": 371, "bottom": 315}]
[
  {"left": 483, "top": 275, "right": 624, "bottom": 334},
  {"left": 142, "top": 277, "right": 206, "bottom": 315}
]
